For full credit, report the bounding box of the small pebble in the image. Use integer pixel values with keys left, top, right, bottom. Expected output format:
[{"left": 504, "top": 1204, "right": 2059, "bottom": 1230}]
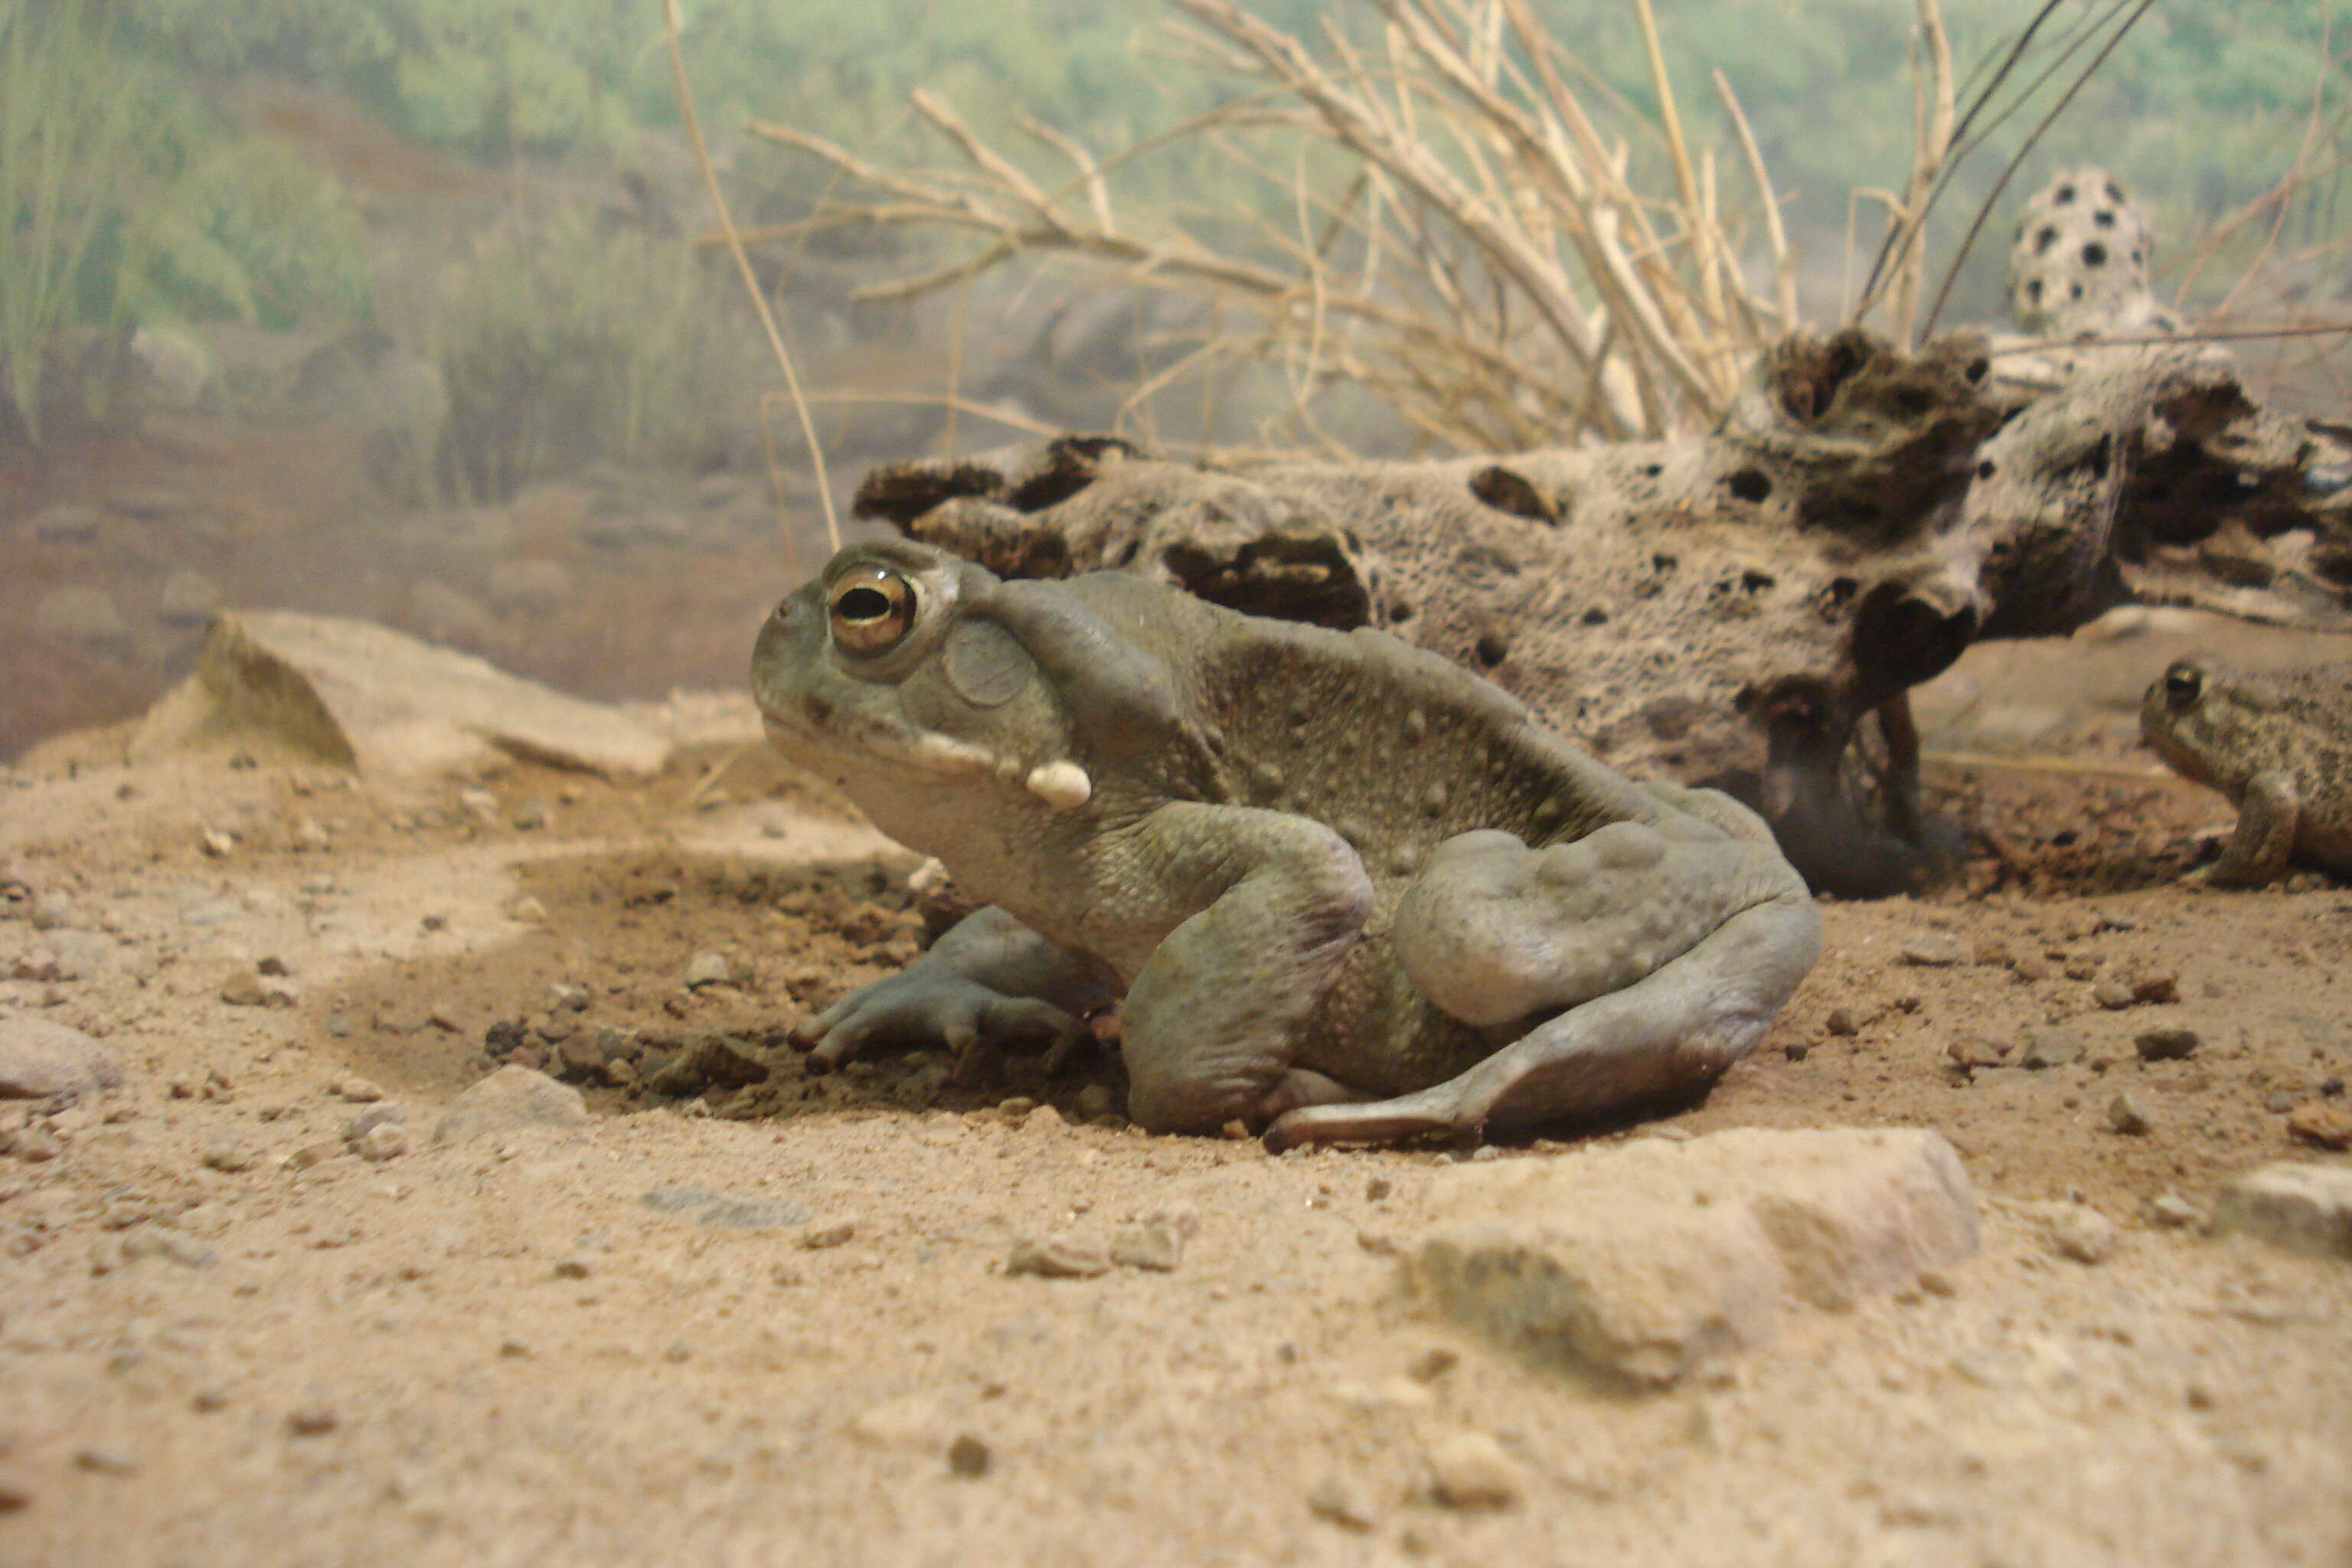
[
  {"left": 218, "top": 969, "right": 267, "bottom": 1007},
  {"left": 2020, "top": 1029, "right": 2085, "bottom": 1071},
  {"left": 1306, "top": 1474, "right": 1377, "bottom": 1531},
  {"left": 15, "top": 1128, "right": 62, "bottom": 1162},
  {"left": 1900, "top": 933, "right": 1965, "bottom": 968},
  {"left": 2141, "top": 1193, "right": 2201, "bottom": 1229},
  {"left": 353, "top": 1124, "right": 407, "bottom": 1161},
  {"left": 2091, "top": 980, "right": 2136, "bottom": 1011},
  {"left": 2107, "top": 1093, "right": 2153, "bottom": 1136},
  {"left": 283, "top": 1138, "right": 342, "bottom": 1171},
  {"left": 1109, "top": 1219, "right": 1184, "bottom": 1272},
  {"left": 553, "top": 1256, "right": 593, "bottom": 1279},
  {"left": 1426, "top": 1430, "right": 1523, "bottom": 1510},
  {"left": 682, "top": 952, "right": 733, "bottom": 989},
  {"left": 286, "top": 1402, "right": 338, "bottom": 1437},
  {"left": 1824, "top": 1008, "right": 1857, "bottom": 1037},
  {"left": 2132, "top": 972, "right": 2180, "bottom": 1004},
  {"left": 1005, "top": 1236, "right": 1111, "bottom": 1279},
  {"left": 2285, "top": 1102, "right": 2352, "bottom": 1152},
  {"left": 1021, "top": 1103, "right": 1066, "bottom": 1133},
  {"left": 946, "top": 1433, "right": 991, "bottom": 1478},
  {"left": 73, "top": 1446, "right": 136, "bottom": 1476},
  {"left": 2135, "top": 1024, "right": 2200, "bottom": 1061},
  {"left": 2011, "top": 953, "right": 2053, "bottom": 982},
  {"left": 2045, "top": 1204, "right": 2116, "bottom": 1265},
  {"left": 201, "top": 1134, "right": 253, "bottom": 1172},
  {"left": 799, "top": 1222, "right": 857, "bottom": 1250},
  {"left": 332, "top": 1077, "right": 386, "bottom": 1102}
]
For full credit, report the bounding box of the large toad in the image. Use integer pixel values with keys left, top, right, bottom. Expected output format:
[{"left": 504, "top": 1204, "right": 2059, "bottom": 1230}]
[{"left": 752, "top": 541, "right": 1822, "bottom": 1148}]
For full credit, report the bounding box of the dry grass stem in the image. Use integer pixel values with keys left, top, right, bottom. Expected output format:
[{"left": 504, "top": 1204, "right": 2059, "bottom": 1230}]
[{"left": 740, "top": 0, "right": 1806, "bottom": 450}]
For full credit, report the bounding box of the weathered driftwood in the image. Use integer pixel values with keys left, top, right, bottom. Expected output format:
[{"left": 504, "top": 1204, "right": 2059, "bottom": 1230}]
[{"left": 851, "top": 321, "right": 2352, "bottom": 895}]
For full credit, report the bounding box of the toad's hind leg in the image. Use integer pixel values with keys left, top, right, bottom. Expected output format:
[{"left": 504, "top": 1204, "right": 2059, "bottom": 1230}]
[{"left": 1263, "top": 885, "right": 1821, "bottom": 1150}]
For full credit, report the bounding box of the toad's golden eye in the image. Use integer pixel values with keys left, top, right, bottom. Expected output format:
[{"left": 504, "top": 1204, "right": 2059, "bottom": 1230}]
[
  {"left": 2162, "top": 662, "right": 2203, "bottom": 710},
  {"left": 828, "top": 565, "right": 915, "bottom": 655}
]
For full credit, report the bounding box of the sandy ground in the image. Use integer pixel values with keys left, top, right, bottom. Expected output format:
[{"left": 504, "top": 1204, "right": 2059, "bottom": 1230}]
[{"left": 3, "top": 622, "right": 2351, "bottom": 1568}]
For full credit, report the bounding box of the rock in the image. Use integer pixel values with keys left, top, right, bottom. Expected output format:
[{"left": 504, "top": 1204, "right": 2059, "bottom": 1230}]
[
  {"left": 1410, "top": 1128, "right": 1978, "bottom": 1388},
  {"left": 286, "top": 1401, "right": 338, "bottom": 1437},
  {"left": 13, "top": 1127, "right": 61, "bottom": 1161},
  {"left": 2285, "top": 1102, "right": 2352, "bottom": 1152},
  {"left": 1021, "top": 1103, "right": 1066, "bottom": 1133},
  {"left": 73, "top": 1446, "right": 136, "bottom": 1476},
  {"left": 2132, "top": 972, "right": 2180, "bottom": 1004},
  {"left": 1109, "top": 1218, "right": 1185, "bottom": 1272},
  {"left": 131, "top": 610, "right": 672, "bottom": 779},
  {"left": 353, "top": 1124, "right": 407, "bottom": 1161},
  {"left": 2091, "top": 980, "right": 2136, "bottom": 1011},
  {"left": 1945, "top": 1034, "right": 2009, "bottom": 1073},
  {"left": 156, "top": 569, "right": 222, "bottom": 626},
  {"left": 1823, "top": 1008, "right": 1857, "bottom": 1036},
  {"left": 1306, "top": 1474, "right": 1377, "bottom": 1530},
  {"left": 343, "top": 1103, "right": 405, "bottom": 1142},
  {"left": 0, "top": 1017, "right": 123, "bottom": 1099},
  {"left": 2135, "top": 1024, "right": 2200, "bottom": 1061},
  {"left": 2141, "top": 1193, "right": 2201, "bottom": 1229},
  {"left": 433, "top": 1065, "right": 588, "bottom": 1145},
  {"left": 849, "top": 1394, "right": 949, "bottom": 1451},
  {"left": 219, "top": 969, "right": 266, "bottom": 1007},
  {"left": 682, "top": 952, "right": 733, "bottom": 989},
  {"left": 332, "top": 1076, "right": 385, "bottom": 1102},
  {"left": 799, "top": 1222, "right": 857, "bottom": 1250},
  {"left": 553, "top": 1256, "right": 593, "bottom": 1279},
  {"left": 2019, "top": 1028, "right": 2086, "bottom": 1070},
  {"left": 34, "top": 586, "right": 130, "bottom": 646},
  {"left": 2213, "top": 1163, "right": 2352, "bottom": 1262},
  {"left": 1900, "top": 932, "right": 1965, "bottom": 967},
  {"left": 201, "top": 1133, "right": 253, "bottom": 1172},
  {"left": 1006, "top": 1235, "right": 1112, "bottom": 1279},
  {"left": 2107, "top": 1093, "right": 2153, "bottom": 1136},
  {"left": 2037, "top": 1202, "right": 2116, "bottom": 1264},
  {"left": 1426, "top": 1430, "right": 1523, "bottom": 1510},
  {"left": 120, "top": 1225, "right": 217, "bottom": 1268},
  {"left": 283, "top": 1138, "right": 342, "bottom": 1171},
  {"left": 946, "top": 1434, "right": 991, "bottom": 1478}
]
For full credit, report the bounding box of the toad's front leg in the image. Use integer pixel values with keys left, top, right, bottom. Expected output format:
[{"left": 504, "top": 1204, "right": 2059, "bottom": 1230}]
[{"left": 1109, "top": 803, "right": 1374, "bottom": 1133}]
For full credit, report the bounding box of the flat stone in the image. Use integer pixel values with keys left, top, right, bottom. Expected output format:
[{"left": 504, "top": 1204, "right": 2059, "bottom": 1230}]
[
  {"left": 1426, "top": 1430, "right": 1523, "bottom": 1510},
  {"left": 1005, "top": 1235, "right": 1112, "bottom": 1279},
  {"left": 2213, "top": 1163, "right": 2352, "bottom": 1262},
  {"left": 1900, "top": 932, "right": 1965, "bottom": 967},
  {"left": 2285, "top": 1102, "right": 2352, "bottom": 1151},
  {"left": 2135, "top": 1024, "right": 2200, "bottom": 1061},
  {"left": 2018, "top": 1028, "right": 2085, "bottom": 1070},
  {"left": 433, "top": 1065, "right": 588, "bottom": 1145},
  {"left": 0, "top": 1017, "right": 123, "bottom": 1099},
  {"left": 1409, "top": 1127, "right": 1978, "bottom": 1389},
  {"left": 132, "top": 610, "right": 671, "bottom": 779}
]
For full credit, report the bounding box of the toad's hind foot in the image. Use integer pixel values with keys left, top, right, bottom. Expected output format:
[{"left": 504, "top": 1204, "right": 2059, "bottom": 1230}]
[{"left": 1263, "top": 893, "right": 1820, "bottom": 1150}]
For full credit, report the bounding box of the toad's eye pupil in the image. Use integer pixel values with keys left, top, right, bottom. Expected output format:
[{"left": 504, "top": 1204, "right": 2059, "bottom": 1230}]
[
  {"left": 2164, "top": 665, "right": 2202, "bottom": 706},
  {"left": 837, "top": 586, "right": 893, "bottom": 621}
]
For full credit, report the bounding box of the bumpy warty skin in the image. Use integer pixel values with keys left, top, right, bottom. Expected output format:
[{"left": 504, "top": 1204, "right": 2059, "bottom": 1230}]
[
  {"left": 752, "top": 539, "right": 1823, "bottom": 1144},
  {"left": 2141, "top": 657, "right": 2352, "bottom": 882}
]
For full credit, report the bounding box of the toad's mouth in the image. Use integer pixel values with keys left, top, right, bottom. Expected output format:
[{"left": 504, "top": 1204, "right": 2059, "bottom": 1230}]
[{"left": 756, "top": 694, "right": 1017, "bottom": 782}]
